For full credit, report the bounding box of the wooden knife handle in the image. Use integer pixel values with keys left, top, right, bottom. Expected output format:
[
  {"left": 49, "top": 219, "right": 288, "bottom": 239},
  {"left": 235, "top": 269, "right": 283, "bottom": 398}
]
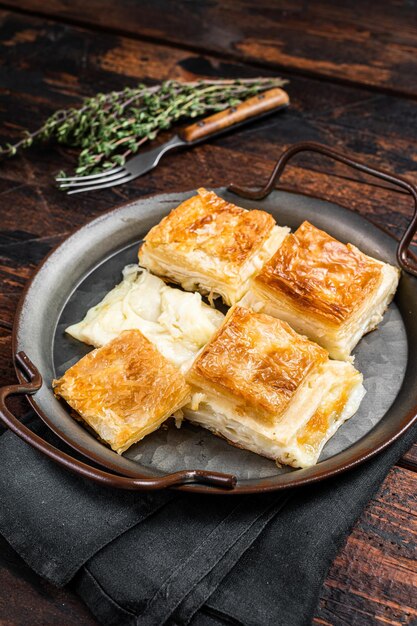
[{"left": 179, "top": 87, "right": 289, "bottom": 143}]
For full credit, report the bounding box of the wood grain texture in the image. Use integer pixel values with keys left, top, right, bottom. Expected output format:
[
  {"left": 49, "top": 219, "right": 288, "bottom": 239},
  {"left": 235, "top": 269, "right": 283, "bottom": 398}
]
[
  {"left": 1, "top": 12, "right": 417, "bottom": 237},
  {"left": 0, "top": 6, "right": 416, "bottom": 626},
  {"left": 0, "top": 536, "right": 96, "bottom": 626},
  {"left": 2, "top": 0, "right": 417, "bottom": 96},
  {"left": 400, "top": 445, "right": 417, "bottom": 471},
  {"left": 179, "top": 87, "right": 289, "bottom": 142},
  {"left": 314, "top": 467, "right": 417, "bottom": 625}
]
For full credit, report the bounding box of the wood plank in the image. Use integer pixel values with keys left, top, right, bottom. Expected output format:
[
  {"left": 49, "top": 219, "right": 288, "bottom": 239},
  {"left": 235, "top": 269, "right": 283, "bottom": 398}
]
[
  {"left": 0, "top": 534, "right": 96, "bottom": 625},
  {"left": 0, "top": 15, "right": 416, "bottom": 240},
  {"left": 2, "top": 10, "right": 417, "bottom": 174},
  {"left": 314, "top": 466, "right": 417, "bottom": 625},
  {"left": 400, "top": 445, "right": 417, "bottom": 471},
  {"left": 0, "top": 326, "right": 31, "bottom": 430},
  {"left": 2, "top": 0, "right": 417, "bottom": 96}
]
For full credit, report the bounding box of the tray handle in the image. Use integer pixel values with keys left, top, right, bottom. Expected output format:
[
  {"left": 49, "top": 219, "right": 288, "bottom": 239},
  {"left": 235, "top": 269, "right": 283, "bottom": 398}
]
[
  {"left": 0, "top": 352, "right": 236, "bottom": 491},
  {"left": 228, "top": 141, "right": 417, "bottom": 276}
]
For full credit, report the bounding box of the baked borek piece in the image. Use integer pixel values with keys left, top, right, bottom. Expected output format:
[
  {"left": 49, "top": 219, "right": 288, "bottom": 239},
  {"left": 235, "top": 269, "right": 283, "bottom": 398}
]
[
  {"left": 66, "top": 264, "right": 224, "bottom": 372},
  {"left": 242, "top": 221, "right": 400, "bottom": 360},
  {"left": 184, "top": 307, "right": 365, "bottom": 468},
  {"left": 53, "top": 329, "right": 190, "bottom": 454},
  {"left": 139, "top": 187, "right": 289, "bottom": 305}
]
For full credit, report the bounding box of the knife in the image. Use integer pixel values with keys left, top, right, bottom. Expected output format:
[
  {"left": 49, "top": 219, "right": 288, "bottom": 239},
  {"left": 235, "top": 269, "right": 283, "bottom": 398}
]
[{"left": 58, "top": 87, "right": 289, "bottom": 193}]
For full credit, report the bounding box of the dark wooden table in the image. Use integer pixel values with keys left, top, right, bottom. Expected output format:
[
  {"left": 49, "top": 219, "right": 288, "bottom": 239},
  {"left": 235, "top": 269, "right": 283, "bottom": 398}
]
[{"left": 0, "top": 2, "right": 416, "bottom": 624}]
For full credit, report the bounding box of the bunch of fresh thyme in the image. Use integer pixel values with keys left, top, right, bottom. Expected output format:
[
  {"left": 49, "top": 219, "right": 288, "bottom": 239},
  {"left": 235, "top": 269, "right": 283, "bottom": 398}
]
[{"left": 0, "top": 78, "right": 286, "bottom": 176}]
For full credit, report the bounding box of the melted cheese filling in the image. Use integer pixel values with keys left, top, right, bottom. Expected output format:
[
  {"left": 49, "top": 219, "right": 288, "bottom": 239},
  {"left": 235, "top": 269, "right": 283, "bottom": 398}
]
[
  {"left": 242, "top": 262, "right": 399, "bottom": 360},
  {"left": 140, "top": 225, "right": 290, "bottom": 305},
  {"left": 184, "top": 360, "right": 365, "bottom": 468},
  {"left": 66, "top": 265, "right": 224, "bottom": 371}
]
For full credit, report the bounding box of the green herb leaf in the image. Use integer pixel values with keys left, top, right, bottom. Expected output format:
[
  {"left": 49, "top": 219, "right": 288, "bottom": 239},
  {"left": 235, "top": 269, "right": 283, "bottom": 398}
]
[{"left": 0, "top": 77, "right": 288, "bottom": 177}]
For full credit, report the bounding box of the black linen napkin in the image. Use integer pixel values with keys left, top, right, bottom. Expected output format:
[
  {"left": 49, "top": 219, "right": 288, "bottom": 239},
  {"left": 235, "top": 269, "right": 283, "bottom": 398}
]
[{"left": 0, "top": 413, "right": 415, "bottom": 626}]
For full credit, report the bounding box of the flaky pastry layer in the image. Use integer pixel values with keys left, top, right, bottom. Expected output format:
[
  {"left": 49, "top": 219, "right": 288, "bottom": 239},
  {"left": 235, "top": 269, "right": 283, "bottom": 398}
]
[
  {"left": 53, "top": 329, "right": 190, "bottom": 454},
  {"left": 189, "top": 306, "right": 328, "bottom": 422},
  {"left": 245, "top": 221, "right": 400, "bottom": 359},
  {"left": 255, "top": 221, "right": 385, "bottom": 323},
  {"left": 185, "top": 360, "right": 364, "bottom": 468},
  {"left": 184, "top": 306, "right": 365, "bottom": 467},
  {"left": 139, "top": 188, "right": 289, "bottom": 305}
]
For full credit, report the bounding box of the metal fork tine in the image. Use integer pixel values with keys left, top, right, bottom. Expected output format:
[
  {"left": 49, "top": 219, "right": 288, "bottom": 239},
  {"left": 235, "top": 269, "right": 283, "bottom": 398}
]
[
  {"left": 66, "top": 173, "right": 135, "bottom": 194},
  {"left": 56, "top": 165, "right": 124, "bottom": 183},
  {"left": 59, "top": 168, "right": 128, "bottom": 189}
]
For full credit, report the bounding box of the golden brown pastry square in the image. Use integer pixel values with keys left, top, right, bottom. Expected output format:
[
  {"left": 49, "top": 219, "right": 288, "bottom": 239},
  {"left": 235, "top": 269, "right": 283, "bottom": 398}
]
[
  {"left": 139, "top": 187, "right": 289, "bottom": 305},
  {"left": 184, "top": 306, "right": 365, "bottom": 468},
  {"left": 242, "top": 221, "right": 400, "bottom": 359},
  {"left": 53, "top": 329, "right": 190, "bottom": 454}
]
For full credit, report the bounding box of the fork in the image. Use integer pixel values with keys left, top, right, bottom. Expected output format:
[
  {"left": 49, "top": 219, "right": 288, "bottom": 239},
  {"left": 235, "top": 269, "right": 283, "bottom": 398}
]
[{"left": 56, "top": 88, "right": 289, "bottom": 194}]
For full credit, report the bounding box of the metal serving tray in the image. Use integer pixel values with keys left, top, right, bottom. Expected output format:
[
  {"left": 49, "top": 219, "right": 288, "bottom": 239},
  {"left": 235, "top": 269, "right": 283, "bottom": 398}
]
[{"left": 2, "top": 142, "right": 417, "bottom": 494}]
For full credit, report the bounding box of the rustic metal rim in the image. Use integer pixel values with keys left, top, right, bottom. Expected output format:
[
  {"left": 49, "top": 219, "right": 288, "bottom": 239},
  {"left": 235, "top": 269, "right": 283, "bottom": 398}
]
[
  {"left": 10, "top": 195, "right": 417, "bottom": 494},
  {"left": 8, "top": 144, "right": 417, "bottom": 494},
  {"left": 229, "top": 141, "right": 417, "bottom": 277}
]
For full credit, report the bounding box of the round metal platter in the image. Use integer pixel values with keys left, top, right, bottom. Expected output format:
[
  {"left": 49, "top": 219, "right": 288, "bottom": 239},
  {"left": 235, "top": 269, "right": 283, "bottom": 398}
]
[{"left": 13, "top": 188, "right": 417, "bottom": 493}]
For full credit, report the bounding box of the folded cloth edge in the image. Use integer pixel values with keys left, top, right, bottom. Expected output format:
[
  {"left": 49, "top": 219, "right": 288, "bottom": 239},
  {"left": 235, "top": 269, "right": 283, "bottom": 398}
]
[{"left": 0, "top": 418, "right": 174, "bottom": 585}]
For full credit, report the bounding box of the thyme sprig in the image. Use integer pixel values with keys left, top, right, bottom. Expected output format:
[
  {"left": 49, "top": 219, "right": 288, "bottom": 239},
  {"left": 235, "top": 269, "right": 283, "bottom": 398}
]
[{"left": 0, "top": 78, "right": 287, "bottom": 176}]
